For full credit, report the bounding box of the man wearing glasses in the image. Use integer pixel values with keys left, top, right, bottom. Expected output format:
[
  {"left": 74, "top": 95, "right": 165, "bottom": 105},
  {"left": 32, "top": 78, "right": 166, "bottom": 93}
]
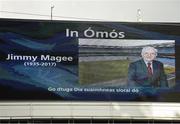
[{"left": 127, "top": 46, "right": 168, "bottom": 88}]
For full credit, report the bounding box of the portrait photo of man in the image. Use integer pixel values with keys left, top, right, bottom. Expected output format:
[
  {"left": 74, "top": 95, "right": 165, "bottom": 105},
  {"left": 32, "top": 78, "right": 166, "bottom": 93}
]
[{"left": 127, "top": 46, "right": 168, "bottom": 88}]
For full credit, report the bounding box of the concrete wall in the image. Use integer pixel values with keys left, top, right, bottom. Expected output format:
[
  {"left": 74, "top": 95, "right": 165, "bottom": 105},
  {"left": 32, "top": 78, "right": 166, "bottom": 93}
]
[
  {"left": 0, "top": 102, "right": 180, "bottom": 120},
  {"left": 1, "top": 102, "right": 180, "bottom": 120}
]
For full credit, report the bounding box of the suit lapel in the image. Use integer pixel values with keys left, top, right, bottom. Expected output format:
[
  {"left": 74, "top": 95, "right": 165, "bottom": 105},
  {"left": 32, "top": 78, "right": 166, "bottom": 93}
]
[
  {"left": 140, "top": 59, "right": 148, "bottom": 75},
  {"left": 140, "top": 59, "right": 153, "bottom": 85},
  {"left": 152, "top": 60, "right": 158, "bottom": 78}
]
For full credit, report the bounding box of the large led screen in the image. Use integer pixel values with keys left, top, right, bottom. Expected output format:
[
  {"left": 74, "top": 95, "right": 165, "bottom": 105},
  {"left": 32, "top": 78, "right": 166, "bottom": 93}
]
[{"left": 0, "top": 19, "right": 179, "bottom": 102}]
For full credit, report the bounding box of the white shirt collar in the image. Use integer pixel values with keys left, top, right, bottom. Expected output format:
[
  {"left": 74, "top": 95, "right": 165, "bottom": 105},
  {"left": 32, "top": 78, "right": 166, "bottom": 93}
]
[
  {"left": 143, "top": 60, "right": 152, "bottom": 65},
  {"left": 143, "top": 59, "right": 153, "bottom": 73}
]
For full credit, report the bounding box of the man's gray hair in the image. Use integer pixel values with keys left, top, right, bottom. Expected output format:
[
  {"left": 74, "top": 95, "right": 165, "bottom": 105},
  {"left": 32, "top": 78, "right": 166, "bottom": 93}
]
[{"left": 141, "top": 46, "right": 158, "bottom": 56}]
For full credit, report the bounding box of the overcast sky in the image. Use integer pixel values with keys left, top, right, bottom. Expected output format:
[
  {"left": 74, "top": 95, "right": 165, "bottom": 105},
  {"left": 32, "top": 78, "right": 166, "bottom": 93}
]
[{"left": 0, "top": 0, "right": 180, "bottom": 22}]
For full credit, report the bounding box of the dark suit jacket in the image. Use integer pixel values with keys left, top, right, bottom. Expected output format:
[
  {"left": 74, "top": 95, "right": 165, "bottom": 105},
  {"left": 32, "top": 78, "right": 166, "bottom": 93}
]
[{"left": 127, "top": 59, "right": 168, "bottom": 87}]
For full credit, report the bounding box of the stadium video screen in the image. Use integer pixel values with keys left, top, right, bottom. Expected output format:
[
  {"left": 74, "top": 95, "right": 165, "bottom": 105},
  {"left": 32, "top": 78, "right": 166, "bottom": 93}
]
[{"left": 0, "top": 19, "right": 179, "bottom": 102}]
